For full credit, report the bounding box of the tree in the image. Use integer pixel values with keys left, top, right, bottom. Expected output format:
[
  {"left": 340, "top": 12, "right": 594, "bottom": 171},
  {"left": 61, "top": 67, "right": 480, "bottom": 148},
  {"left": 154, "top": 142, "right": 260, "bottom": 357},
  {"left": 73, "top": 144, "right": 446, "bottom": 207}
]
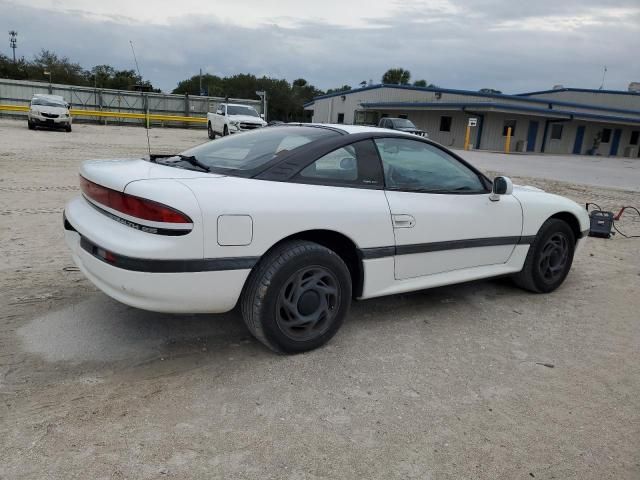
[
  {"left": 359, "top": 80, "right": 367, "bottom": 88},
  {"left": 479, "top": 88, "right": 502, "bottom": 94},
  {"left": 171, "top": 73, "right": 321, "bottom": 122},
  {"left": 32, "top": 49, "right": 86, "bottom": 85},
  {"left": 382, "top": 68, "right": 411, "bottom": 85},
  {"left": 0, "top": 48, "right": 158, "bottom": 90},
  {"left": 413, "top": 79, "right": 427, "bottom": 87},
  {"left": 325, "top": 85, "right": 352, "bottom": 95}
]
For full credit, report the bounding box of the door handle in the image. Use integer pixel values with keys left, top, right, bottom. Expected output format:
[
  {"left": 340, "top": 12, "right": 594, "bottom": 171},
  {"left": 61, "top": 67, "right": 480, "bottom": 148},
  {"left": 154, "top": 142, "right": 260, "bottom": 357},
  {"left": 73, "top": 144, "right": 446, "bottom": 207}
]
[{"left": 392, "top": 214, "right": 416, "bottom": 228}]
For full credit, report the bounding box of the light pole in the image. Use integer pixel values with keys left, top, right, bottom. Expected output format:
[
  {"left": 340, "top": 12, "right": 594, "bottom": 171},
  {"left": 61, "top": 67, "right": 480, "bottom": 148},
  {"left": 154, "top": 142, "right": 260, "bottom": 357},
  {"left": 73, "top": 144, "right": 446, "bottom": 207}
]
[
  {"left": 9, "top": 30, "right": 17, "bottom": 63},
  {"left": 43, "top": 70, "right": 52, "bottom": 93}
]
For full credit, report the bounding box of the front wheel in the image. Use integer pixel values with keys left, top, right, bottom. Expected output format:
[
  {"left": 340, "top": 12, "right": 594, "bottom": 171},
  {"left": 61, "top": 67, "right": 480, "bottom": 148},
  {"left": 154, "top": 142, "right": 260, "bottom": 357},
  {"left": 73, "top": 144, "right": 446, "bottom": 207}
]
[
  {"left": 223, "top": 125, "right": 229, "bottom": 136},
  {"left": 65, "top": 124, "right": 72, "bottom": 132},
  {"left": 207, "top": 122, "right": 215, "bottom": 139},
  {"left": 28, "top": 120, "right": 35, "bottom": 130},
  {"left": 513, "top": 218, "right": 575, "bottom": 293},
  {"left": 241, "top": 240, "right": 352, "bottom": 354}
]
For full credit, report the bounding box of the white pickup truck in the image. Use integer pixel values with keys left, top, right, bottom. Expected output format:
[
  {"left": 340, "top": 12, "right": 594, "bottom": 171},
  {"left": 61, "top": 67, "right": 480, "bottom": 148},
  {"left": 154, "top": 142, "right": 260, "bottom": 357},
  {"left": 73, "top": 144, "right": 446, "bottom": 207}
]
[{"left": 207, "top": 103, "right": 267, "bottom": 139}]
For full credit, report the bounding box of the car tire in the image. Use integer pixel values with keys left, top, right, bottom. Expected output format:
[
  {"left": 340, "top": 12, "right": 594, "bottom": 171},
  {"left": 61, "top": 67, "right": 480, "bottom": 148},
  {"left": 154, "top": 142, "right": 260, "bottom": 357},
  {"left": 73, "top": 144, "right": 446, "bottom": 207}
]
[
  {"left": 241, "top": 240, "right": 352, "bottom": 354},
  {"left": 513, "top": 218, "right": 575, "bottom": 293},
  {"left": 28, "top": 121, "right": 35, "bottom": 130},
  {"left": 207, "top": 122, "right": 215, "bottom": 139},
  {"left": 65, "top": 125, "right": 72, "bottom": 132},
  {"left": 223, "top": 125, "right": 229, "bottom": 136}
]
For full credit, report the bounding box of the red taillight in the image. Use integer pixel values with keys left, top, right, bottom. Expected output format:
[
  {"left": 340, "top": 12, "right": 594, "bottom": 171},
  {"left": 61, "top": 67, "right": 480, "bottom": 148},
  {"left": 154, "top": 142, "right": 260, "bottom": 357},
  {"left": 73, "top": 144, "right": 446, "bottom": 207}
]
[{"left": 79, "top": 176, "right": 192, "bottom": 224}]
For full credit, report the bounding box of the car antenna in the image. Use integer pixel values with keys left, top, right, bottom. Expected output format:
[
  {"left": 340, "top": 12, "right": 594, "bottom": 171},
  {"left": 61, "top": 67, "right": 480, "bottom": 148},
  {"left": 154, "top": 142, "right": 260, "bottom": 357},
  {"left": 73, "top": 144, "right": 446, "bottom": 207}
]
[{"left": 129, "top": 40, "right": 151, "bottom": 157}]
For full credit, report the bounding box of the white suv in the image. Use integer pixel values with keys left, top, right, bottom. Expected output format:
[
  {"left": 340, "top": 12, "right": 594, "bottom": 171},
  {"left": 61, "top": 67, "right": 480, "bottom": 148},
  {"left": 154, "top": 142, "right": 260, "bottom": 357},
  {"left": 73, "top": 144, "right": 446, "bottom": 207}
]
[{"left": 28, "top": 94, "right": 72, "bottom": 132}]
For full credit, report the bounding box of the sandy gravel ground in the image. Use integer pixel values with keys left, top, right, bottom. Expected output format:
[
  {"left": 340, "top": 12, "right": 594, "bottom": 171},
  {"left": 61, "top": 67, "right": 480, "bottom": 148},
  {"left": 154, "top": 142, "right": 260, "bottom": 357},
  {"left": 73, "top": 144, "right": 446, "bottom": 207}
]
[{"left": 0, "top": 118, "right": 639, "bottom": 479}]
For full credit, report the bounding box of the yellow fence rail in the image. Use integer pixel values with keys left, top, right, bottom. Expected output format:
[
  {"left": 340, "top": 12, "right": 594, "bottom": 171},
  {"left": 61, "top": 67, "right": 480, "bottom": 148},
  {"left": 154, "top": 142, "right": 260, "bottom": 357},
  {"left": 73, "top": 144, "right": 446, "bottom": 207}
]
[{"left": 0, "top": 104, "right": 207, "bottom": 124}]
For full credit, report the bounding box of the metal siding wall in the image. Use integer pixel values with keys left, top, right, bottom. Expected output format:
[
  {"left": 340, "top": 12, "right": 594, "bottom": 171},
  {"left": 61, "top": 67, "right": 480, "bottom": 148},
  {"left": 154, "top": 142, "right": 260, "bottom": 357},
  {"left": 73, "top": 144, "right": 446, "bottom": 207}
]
[{"left": 0, "top": 78, "right": 262, "bottom": 125}]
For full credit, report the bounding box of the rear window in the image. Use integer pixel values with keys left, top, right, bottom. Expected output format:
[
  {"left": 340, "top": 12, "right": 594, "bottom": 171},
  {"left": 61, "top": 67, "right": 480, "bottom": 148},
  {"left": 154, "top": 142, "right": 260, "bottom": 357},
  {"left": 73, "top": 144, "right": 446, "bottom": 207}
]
[{"left": 181, "top": 126, "right": 340, "bottom": 172}]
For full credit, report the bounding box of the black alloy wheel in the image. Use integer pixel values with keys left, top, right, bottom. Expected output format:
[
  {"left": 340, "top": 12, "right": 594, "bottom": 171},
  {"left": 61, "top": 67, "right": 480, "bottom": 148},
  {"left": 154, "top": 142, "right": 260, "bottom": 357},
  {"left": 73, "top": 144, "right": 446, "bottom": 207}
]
[
  {"left": 241, "top": 240, "right": 352, "bottom": 353},
  {"left": 513, "top": 218, "right": 576, "bottom": 293},
  {"left": 275, "top": 266, "right": 340, "bottom": 342}
]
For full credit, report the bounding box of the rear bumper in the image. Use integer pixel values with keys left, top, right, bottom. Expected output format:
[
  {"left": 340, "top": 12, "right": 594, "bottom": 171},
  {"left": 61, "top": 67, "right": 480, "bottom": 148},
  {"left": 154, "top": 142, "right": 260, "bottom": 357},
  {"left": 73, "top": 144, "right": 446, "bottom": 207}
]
[
  {"left": 65, "top": 228, "right": 250, "bottom": 313},
  {"left": 63, "top": 200, "right": 252, "bottom": 314}
]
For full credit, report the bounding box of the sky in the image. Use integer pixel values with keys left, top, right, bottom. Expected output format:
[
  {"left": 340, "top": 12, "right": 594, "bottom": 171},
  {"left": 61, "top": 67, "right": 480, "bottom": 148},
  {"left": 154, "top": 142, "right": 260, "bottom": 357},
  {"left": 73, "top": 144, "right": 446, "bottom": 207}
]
[{"left": 2, "top": 0, "right": 639, "bottom": 94}]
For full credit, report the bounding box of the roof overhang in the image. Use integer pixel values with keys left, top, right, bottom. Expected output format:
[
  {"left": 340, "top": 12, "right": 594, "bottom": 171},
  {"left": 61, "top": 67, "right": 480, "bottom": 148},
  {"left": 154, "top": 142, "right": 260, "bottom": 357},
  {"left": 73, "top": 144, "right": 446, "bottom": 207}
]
[{"left": 359, "top": 102, "right": 640, "bottom": 125}]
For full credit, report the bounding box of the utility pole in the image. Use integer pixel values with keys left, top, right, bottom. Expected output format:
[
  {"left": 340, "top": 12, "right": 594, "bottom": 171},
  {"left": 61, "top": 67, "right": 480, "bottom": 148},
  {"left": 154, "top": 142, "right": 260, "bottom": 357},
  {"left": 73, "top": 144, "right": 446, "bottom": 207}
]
[
  {"left": 9, "top": 30, "right": 17, "bottom": 63},
  {"left": 199, "top": 68, "right": 203, "bottom": 96}
]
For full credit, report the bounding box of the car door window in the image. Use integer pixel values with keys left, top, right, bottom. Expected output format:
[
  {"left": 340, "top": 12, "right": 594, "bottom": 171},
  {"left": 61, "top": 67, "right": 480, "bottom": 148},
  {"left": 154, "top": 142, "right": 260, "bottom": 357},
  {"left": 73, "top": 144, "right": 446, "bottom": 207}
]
[
  {"left": 375, "top": 138, "right": 486, "bottom": 193},
  {"left": 293, "top": 140, "right": 383, "bottom": 188},
  {"left": 299, "top": 145, "right": 358, "bottom": 181}
]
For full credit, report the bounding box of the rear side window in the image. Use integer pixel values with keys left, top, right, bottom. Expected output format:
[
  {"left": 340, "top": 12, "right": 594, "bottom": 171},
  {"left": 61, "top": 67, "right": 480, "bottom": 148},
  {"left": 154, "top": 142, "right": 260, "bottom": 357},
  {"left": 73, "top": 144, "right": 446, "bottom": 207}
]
[
  {"left": 293, "top": 140, "right": 383, "bottom": 188},
  {"left": 299, "top": 145, "right": 358, "bottom": 181}
]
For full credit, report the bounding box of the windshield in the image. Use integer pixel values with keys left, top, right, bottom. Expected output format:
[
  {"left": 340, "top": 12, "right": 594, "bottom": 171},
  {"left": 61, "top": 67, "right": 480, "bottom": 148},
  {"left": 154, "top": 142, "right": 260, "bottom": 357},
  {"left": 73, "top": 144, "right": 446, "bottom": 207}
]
[
  {"left": 392, "top": 119, "right": 416, "bottom": 129},
  {"left": 227, "top": 105, "right": 260, "bottom": 117},
  {"left": 31, "top": 97, "right": 67, "bottom": 108},
  {"left": 180, "top": 126, "right": 340, "bottom": 173}
]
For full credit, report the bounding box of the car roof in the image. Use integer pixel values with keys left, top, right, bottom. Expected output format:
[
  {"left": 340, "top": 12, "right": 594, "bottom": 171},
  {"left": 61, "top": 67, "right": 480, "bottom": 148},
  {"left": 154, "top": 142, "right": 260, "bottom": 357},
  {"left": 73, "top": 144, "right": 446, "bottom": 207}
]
[
  {"left": 33, "top": 94, "right": 65, "bottom": 101},
  {"left": 302, "top": 123, "right": 414, "bottom": 136},
  {"left": 225, "top": 103, "right": 257, "bottom": 108}
]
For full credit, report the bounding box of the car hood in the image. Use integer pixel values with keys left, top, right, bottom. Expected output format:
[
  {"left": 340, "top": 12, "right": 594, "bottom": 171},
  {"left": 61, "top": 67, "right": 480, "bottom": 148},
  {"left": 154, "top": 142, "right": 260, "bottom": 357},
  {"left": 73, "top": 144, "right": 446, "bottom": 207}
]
[
  {"left": 513, "top": 184, "right": 545, "bottom": 193},
  {"left": 80, "top": 158, "right": 224, "bottom": 192},
  {"left": 32, "top": 105, "right": 68, "bottom": 115},
  {"left": 229, "top": 115, "right": 266, "bottom": 124},
  {"left": 396, "top": 126, "right": 422, "bottom": 132}
]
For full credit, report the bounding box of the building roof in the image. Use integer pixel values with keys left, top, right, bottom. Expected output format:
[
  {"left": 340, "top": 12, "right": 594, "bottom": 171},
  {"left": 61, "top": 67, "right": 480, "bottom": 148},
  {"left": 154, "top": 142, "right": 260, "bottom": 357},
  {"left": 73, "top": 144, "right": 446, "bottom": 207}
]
[
  {"left": 517, "top": 87, "right": 640, "bottom": 97},
  {"left": 304, "top": 84, "right": 640, "bottom": 121}
]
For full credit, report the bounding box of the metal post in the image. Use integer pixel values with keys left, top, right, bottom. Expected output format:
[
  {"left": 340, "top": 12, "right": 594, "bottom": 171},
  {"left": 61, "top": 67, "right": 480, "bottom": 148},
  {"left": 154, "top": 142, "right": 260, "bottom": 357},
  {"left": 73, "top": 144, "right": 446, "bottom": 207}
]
[
  {"left": 505, "top": 127, "right": 512, "bottom": 153},
  {"left": 464, "top": 125, "right": 471, "bottom": 150},
  {"left": 184, "top": 93, "right": 190, "bottom": 129},
  {"left": 263, "top": 92, "right": 267, "bottom": 122},
  {"left": 145, "top": 94, "right": 150, "bottom": 129}
]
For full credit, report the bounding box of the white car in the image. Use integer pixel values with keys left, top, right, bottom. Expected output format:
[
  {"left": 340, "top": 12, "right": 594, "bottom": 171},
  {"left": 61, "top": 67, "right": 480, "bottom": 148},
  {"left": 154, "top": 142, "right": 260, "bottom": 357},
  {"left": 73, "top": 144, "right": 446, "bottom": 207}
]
[
  {"left": 64, "top": 125, "right": 589, "bottom": 353},
  {"left": 28, "top": 94, "right": 72, "bottom": 132},
  {"left": 207, "top": 103, "right": 266, "bottom": 139}
]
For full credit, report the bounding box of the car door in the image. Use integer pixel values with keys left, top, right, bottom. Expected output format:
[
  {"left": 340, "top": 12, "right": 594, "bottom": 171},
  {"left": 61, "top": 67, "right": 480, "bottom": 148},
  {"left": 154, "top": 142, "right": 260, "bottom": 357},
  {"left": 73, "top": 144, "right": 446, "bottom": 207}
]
[{"left": 375, "top": 137, "right": 523, "bottom": 280}]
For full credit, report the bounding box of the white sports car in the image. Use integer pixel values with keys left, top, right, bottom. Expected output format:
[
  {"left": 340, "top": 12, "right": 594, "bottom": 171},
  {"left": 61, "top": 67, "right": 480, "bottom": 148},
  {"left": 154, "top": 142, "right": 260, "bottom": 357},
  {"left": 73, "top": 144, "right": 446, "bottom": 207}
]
[{"left": 64, "top": 124, "right": 590, "bottom": 353}]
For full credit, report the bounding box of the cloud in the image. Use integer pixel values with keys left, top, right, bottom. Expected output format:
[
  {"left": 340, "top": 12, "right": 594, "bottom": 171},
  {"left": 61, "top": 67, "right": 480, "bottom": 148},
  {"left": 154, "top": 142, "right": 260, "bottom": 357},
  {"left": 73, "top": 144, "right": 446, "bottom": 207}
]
[{"left": 2, "top": 0, "right": 639, "bottom": 93}]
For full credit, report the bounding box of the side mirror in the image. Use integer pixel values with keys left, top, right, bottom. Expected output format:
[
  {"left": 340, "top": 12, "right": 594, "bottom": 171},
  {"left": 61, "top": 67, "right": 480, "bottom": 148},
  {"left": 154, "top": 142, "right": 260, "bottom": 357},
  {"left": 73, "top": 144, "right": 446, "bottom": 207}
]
[
  {"left": 489, "top": 176, "right": 513, "bottom": 201},
  {"left": 216, "top": 110, "right": 223, "bottom": 115},
  {"left": 260, "top": 113, "right": 265, "bottom": 119},
  {"left": 340, "top": 157, "right": 356, "bottom": 170}
]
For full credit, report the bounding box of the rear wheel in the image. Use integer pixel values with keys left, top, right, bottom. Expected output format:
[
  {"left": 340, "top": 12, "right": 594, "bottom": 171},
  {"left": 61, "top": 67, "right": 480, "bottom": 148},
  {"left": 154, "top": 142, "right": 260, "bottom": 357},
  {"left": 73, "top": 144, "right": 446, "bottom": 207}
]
[
  {"left": 513, "top": 218, "right": 575, "bottom": 293},
  {"left": 207, "top": 122, "right": 215, "bottom": 139},
  {"left": 241, "top": 240, "right": 352, "bottom": 354}
]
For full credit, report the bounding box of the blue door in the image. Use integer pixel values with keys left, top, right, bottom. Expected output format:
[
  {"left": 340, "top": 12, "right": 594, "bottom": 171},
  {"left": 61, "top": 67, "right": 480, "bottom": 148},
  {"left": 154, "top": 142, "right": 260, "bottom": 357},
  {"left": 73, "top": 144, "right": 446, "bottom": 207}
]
[
  {"left": 609, "top": 129, "right": 622, "bottom": 156},
  {"left": 526, "top": 121, "right": 539, "bottom": 152},
  {"left": 573, "top": 126, "right": 585, "bottom": 154}
]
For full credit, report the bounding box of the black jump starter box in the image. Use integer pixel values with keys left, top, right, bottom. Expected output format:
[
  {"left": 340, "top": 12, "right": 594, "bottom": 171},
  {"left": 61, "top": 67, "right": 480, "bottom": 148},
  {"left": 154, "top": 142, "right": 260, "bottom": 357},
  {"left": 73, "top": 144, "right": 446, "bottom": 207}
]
[{"left": 589, "top": 210, "right": 614, "bottom": 238}]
